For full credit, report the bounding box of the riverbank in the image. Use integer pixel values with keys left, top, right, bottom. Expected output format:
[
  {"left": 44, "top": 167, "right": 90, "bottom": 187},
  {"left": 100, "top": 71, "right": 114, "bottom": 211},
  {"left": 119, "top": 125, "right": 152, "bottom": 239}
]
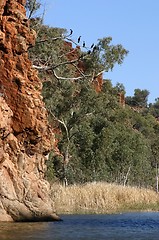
[{"left": 51, "top": 182, "right": 159, "bottom": 214}]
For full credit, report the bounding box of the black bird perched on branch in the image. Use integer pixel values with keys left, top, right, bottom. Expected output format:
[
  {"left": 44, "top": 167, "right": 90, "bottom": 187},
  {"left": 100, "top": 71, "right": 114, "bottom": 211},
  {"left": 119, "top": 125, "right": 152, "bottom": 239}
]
[
  {"left": 93, "top": 45, "right": 97, "bottom": 52},
  {"left": 91, "top": 43, "right": 94, "bottom": 48},
  {"left": 78, "top": 36, "right": 81, "bottom": 43},
  {"left": 83, "top": 41, "right": 86, "bottom": 47},
  {"left": 70, "top": 29, "right": 73, "bottom": 35},
  {"left": 87, "top": 50, "right": 91, "bottom": 54}
]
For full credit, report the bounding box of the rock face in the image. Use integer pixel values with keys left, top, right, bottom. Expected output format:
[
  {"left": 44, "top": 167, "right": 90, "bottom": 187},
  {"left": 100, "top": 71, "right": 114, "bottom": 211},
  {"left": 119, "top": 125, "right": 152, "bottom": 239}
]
[{"left": 0, "top": 0, "right": 59, "bottom": 221}]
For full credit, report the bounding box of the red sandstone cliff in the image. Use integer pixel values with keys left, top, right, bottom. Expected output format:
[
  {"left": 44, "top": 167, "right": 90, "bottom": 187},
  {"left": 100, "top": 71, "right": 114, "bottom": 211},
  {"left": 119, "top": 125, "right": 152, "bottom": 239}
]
[{"left": 0, "top": 0, "right": 59, "bottom": 221}]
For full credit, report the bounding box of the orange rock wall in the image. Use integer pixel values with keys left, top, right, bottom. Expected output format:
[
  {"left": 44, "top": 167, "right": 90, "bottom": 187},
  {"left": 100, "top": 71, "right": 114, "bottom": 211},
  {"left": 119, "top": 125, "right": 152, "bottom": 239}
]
[
  {"left": 0, "top": 0, "right": 58, "bottom": 221},
  {"left": 64, "top": 41, "right": 104, "bottom": 91}
]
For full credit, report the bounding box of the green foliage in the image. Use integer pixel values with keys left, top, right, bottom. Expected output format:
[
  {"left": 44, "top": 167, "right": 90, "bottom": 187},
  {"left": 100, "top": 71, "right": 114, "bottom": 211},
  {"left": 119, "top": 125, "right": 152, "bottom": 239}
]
[
  {"left": 149, "top": 98, "right": 159, "bottom": 118},
  {"left": 83, "top": 37, "right": 128, "bottom": 75},
  {"left": 28, "top": 20, "right": 158, "bottom": 189},
  {"left": 25, "top": 0, "right": 41, "bottom": 19},
  {"left": 126, "top": 89, "right": 149, "bottom": 107}
]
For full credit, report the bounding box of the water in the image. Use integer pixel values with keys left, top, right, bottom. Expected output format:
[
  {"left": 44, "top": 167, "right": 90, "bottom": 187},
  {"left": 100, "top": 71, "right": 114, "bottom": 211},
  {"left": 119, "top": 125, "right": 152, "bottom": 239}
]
[{"left": 1, "top": 212, "right": 159, "bottom": 239}]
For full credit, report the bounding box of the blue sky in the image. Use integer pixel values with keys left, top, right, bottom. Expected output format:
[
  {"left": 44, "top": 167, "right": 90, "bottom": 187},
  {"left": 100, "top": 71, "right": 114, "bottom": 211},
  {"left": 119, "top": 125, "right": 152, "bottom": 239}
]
[{"left": 39, "top": 0, "right": 159, "bottom": 103}]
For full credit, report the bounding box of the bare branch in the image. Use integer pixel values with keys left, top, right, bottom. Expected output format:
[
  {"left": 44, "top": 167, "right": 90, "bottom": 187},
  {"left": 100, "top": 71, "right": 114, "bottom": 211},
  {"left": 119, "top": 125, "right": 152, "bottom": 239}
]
[
  {"left": 59, "top": 48, "right": 78, "bottom": 59},
  {"left": 91, "top": 70, "right": 95, "bottom": 82},
  {"left": 28, "top": 0, "right": 37, "bottom": 19},
  {"left": 91, "top": 69, "right": 105, "bottom": 82},
  {"left": 32, "top": 64, "right": 91, "bottom": 80},
  {"left": 41, "top": 1, "right": 46, "bottom": 23},
  {"left": 94, "top": 70, "right": 105, "bottom": 78},
  {"left": 65, "top": 37, "right": 79, "bottom": 47},
  {"left": 33, "top": 32, "right": 75, "bottom": 47},
  {"left": 72, "top": 63, "right": 85, "bottom": 78},
  {"left": 32, "top": 65, "right": 51, "bottom": 71},
  {"left": 28, "top": 36, "right": 64, "bottom": 49},
  {"left": 54, "top": 58, "right": 79, "bottom": 69},
  {"left": 52, "top": 70, "right": 90, "bottom": 81},
  {"left": 32, "top": 57, "right": 79, "bottom": 70},
  {"left": 48, "top": 110, "right": 71, "bottom": 175},
  {"left": 48, "top": 109, "right": 70, "bottom": 149},
  {"left": 65, "top": 37, "right": 90, "bottom": 50},
  {"left": 32, "top": 35, "right": 91, "bottom": 52}
]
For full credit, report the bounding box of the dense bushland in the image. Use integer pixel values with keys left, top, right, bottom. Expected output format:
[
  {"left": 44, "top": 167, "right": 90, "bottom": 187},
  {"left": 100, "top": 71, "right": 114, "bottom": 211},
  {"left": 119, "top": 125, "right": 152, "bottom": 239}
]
[{"left": 26, "top": 0, "right": 159, "bottom": 191}]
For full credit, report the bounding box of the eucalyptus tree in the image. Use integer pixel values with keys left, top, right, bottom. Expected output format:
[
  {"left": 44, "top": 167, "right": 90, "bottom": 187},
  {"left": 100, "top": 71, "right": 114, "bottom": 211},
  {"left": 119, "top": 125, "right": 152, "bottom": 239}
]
[
  {"left": 25, "top": 0, "right": 41, "bottom": 19},
  {"left": 27, "top": 15, "right": 129, "bottom": 184},
  {"left": 26, "top": 4, "right": 159, "bottom": 188},
  {"left": 126, "top": 89, "right": 149, "bottom": 108}
]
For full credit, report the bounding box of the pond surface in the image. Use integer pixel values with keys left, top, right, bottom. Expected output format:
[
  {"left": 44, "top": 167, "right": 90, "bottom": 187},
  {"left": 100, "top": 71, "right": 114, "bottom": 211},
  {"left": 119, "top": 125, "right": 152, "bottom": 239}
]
[{"left": 1, "top": 212, "right": 159, "bottom": 239}]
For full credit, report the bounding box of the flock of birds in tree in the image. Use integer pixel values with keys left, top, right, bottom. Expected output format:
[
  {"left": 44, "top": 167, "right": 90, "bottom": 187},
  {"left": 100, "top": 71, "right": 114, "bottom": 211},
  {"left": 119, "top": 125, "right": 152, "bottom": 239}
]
[{"left": 69, "top": 29, "right": 98, "bottom": 55}]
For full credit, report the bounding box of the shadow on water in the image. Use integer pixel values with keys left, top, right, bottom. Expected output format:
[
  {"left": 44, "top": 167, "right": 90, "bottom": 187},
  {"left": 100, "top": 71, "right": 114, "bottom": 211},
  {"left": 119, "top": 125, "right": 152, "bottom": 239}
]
[
  {"left": 1, "top": 212, "right": 159, "bottom": 240},
  {"left": 0, "top": 222, "right": 49, "bottom": 240}
]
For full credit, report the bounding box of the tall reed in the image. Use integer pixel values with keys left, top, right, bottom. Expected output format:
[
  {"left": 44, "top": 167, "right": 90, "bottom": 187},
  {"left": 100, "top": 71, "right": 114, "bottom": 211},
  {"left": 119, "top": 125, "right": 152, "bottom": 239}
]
[{"left": 51, "top": 182, "right": 159, "bottom": 214}]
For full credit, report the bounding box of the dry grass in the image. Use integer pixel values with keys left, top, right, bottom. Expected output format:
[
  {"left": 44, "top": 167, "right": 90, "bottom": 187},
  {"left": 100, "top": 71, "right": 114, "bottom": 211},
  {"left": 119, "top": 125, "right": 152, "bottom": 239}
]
[{"left": 51, "top": 182, "right": 159, "bottom": 214}]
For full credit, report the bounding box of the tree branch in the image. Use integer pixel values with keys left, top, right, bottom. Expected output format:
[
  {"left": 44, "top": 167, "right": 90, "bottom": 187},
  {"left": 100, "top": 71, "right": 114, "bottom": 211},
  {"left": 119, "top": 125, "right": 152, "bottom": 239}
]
[
  {"left": 32, "top": 32, "right": 75, "bottom": 47},
  {"left": 32, "top": 64, "right": 91, "bottom": 81},
  {"left": 54, "top": 58, "right": 80, "bottom": 69},
  {"left": 59, "top": 48, "right": 78, "bottom": 59},
  {"left": 94, "top": 70, "right": 105, "bottom": 78},
  {"left": 33, "top": 58, "right": 79, "bottom": 70},
  {"left": 52, "top": 70, "right": 90, "bottom": 81},
  {"left": 48, "top": 110, "right": 71, "bottom": 186},
  {"left": 28, "top": 0, "right": 37, "bottom": 19},
  {"left": 71, "top": 63, "right": 86, "bottom": 78}
]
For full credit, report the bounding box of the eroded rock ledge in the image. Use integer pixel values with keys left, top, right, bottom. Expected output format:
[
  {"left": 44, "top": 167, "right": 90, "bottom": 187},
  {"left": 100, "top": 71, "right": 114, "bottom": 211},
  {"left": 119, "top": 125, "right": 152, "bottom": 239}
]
[{"left": 0, "top": 0, "right": 59, "bottom": 221}]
